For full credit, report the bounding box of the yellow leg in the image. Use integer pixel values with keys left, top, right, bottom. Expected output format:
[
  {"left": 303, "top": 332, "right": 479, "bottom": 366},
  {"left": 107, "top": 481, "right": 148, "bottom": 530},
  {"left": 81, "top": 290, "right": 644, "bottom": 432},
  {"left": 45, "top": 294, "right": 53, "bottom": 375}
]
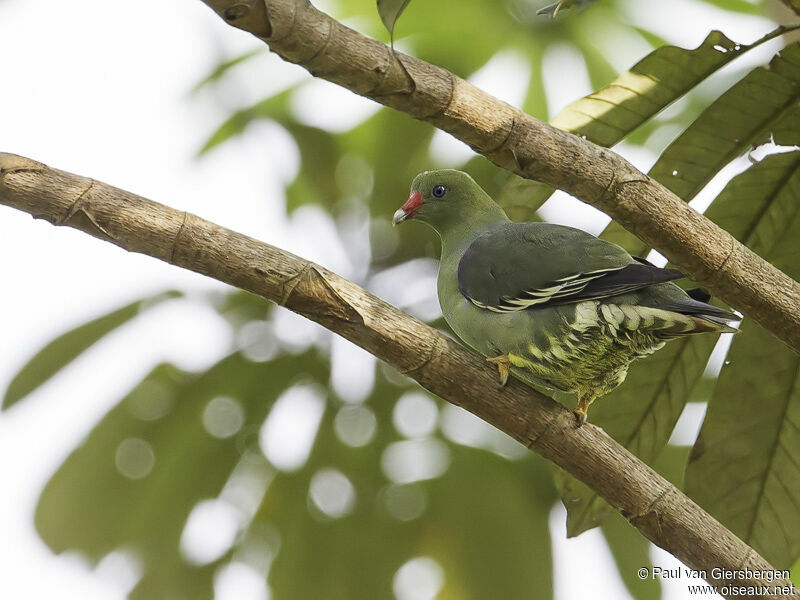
[
  {"left": 574, "top": 392, "right": 596, "bottom": 427},
  {"left": 486, "top": 355, "right": 511, "bottom": 387}
]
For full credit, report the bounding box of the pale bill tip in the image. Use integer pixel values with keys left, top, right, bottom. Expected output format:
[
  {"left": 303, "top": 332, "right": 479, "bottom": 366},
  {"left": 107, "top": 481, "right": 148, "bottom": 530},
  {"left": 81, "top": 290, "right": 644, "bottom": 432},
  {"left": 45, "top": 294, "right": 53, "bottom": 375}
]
[{"left": 392, "top": 208, "right": 408, "bottom": 226}]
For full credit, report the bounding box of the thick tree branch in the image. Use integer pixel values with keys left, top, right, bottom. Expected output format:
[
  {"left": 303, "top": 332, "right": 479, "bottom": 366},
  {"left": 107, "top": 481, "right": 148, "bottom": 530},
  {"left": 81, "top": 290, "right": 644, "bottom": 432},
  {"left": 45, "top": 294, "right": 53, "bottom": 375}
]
[
  {"left": 1, "top": 153, "right": 795, "bottom": 599},
  {"left": 198, "top": 0, "right": 800, "bottom": 356}
]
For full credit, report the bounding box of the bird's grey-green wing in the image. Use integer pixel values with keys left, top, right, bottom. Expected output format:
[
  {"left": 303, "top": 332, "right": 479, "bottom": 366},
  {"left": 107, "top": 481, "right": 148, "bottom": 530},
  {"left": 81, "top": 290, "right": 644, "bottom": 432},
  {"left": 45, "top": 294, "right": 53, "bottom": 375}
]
[{"left": 457, "top": 222, "right": 683, "bottom": 312}]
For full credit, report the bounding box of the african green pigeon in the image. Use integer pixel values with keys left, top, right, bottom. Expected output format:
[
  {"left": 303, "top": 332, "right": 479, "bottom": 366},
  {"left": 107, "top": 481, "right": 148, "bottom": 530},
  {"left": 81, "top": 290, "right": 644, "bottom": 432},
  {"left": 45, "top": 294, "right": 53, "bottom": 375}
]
[{"left": 392, "top": 170, "right": 739, "bottom": 425}]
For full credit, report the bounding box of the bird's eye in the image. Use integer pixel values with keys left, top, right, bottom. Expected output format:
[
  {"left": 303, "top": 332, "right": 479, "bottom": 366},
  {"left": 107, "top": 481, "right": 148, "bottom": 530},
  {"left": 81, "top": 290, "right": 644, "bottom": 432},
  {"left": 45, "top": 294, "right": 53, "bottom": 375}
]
[{"left": 432, "top": 185, "right": 447, "bottom": 198}]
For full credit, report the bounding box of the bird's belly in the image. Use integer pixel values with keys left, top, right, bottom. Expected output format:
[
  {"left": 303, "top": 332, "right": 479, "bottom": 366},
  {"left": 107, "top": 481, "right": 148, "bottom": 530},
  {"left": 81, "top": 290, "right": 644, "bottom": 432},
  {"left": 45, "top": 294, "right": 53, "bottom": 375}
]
[{"left": 442, "top": 298, "right": 667, "bottom": 396}]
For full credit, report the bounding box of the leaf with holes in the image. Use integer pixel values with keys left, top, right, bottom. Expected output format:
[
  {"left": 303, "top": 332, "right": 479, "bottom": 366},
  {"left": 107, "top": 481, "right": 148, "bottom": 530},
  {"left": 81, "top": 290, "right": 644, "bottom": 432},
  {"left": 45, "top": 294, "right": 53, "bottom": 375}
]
[
  {"left": 518, "top": 26, "right": 797, "bottom": 225},
  {"left": 552, "top": 26, "right": 797, "bottom": 147},
  {"left": 603, "top": 42, "right": 800, "bottom": 252}
]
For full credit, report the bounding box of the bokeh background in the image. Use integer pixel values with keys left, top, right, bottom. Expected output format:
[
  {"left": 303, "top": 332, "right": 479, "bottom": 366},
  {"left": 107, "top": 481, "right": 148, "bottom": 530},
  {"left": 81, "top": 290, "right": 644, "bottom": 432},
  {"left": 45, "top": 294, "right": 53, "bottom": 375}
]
[{"left": 0, "top": 0, "right": 793, "bottom": 598}]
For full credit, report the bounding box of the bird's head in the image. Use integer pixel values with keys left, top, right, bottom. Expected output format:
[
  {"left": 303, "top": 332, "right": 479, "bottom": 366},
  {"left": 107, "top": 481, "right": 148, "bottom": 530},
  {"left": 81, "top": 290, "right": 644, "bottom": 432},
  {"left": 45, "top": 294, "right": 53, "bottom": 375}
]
[{"left": 392, "top": 169, "right": 506, "bottom": 234}]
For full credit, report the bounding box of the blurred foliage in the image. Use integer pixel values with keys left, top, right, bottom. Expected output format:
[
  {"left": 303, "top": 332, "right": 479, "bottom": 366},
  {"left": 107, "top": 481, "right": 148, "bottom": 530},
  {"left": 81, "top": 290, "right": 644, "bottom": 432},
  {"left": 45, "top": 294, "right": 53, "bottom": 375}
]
[
  {"left": 34, "top": 301, "right": 560, "bottom": 599},
  {"left": 6, "top": 0, "right": 800, "bottom": 598},
  {"left": 1, "top": 291, "right": 181, "bottom": 410}
]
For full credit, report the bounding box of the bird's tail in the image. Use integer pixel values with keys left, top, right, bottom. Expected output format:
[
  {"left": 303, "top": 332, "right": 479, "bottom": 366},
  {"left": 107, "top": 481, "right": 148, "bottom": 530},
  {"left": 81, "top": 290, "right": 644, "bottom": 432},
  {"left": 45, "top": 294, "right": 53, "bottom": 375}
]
[{"left": 654, "top": 296, "right": 741, "bottom": 337}]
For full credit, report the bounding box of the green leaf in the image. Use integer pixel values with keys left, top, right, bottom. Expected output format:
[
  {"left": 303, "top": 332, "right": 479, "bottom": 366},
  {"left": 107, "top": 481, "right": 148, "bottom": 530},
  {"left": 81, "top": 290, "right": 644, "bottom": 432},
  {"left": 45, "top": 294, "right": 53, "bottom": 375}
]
[
  {"left": 366, "top": 0, "right": 515, "bottom": 75},
  {"left": 653, "top": 43, "right": 800, "bottom": 203},
  {"left": 555, "top": 441, "right": 691, "bottom": 577},
  {"left": 684, "top": 151, "right": 800, "bottom": 569},
  {"left": 211, "top": 289, "right": 274, "bottom": 329},
  {"left": 425, "top": 449, "right": 557, "bottom": 600},
  {"left": 553, "top": 470, "right": 610, "bottom": 536},
  {"left": 632, "top": 27, "right": 668, "bottom": 51},
  {"left": 199, "top": 88, "right": 297, "bottom": 155},
  {"left": 602, "top": 43, "right": 800, "bottom": 254},
  {"left": 258, "top": 363, "right": 558, "bottom": 600},
  {"left": 376, "top": 0, "right": 411, "bottom": 41},
  {"left": 36, "top": 338, "right": 561, "bottom": 599},
  {"left": 557, "top": 152, "right": 800, "bottom": 535},
  {"left": 2, "top": 291, "right": 180, "bottom": 410},
  {"left": 578, "top": 37, "right": 622, "bottom": 92},
  {"left": 551, "top": 26, "right": 796, "bottom": 147},
  {"left": 706, "top": 151, "right": 800, "bottom": 255},
  {"left": 686, "top": 319, "right": 800, "bottom": 569},
  {"left": 515, "top": 24, "right": 799, "bottom": 541},
  {"left": 529, "top": 27, "right": 798, "bottom": 234},
  {"left": 522, "top": 48, "right": 549, "bottom": 121},
  {"left": 36, "top": 350, "right": 329, "bottom": 598},
  {"left": 191, "top": 49, "right": 263, "bottom": 93},
  {"left": 652, "top": 444, "right": 691, "bottom": 490}
]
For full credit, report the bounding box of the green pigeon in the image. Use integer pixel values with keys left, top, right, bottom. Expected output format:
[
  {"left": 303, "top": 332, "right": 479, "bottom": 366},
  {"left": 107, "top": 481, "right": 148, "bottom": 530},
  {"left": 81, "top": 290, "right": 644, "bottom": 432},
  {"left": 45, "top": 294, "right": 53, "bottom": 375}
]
[{"left": 392, "top": 170, "right": 739, "bottom": 425}]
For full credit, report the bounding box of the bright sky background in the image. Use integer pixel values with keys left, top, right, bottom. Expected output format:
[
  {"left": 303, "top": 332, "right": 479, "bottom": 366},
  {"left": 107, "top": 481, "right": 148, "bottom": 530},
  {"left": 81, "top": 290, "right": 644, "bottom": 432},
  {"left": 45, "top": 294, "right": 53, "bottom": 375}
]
[{"left": 0, "top": 0, "right": 780, "bottom": 598}]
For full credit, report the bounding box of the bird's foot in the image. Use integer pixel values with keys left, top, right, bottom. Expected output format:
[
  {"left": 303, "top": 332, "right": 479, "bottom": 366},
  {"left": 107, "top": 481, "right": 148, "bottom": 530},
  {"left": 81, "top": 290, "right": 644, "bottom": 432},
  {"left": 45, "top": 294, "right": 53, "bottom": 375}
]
[
  {"left": 573, "top": 393, "right": 595, "bottom": 427},
  {"left": 486, "top": 355, "right": 511, "bottom": 388}
]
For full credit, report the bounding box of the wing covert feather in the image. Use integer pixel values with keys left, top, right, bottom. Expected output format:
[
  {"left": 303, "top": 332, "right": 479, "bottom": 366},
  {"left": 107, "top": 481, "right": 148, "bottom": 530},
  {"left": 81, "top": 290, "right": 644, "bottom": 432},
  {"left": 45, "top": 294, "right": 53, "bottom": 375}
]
[{"left": 457, "top": 222, "right": 683, "bottom": 312}]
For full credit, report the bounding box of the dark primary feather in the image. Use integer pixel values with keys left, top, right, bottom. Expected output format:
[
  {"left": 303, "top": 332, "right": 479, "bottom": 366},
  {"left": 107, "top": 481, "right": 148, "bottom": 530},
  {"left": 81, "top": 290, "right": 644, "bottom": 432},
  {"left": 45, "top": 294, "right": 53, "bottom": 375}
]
[
  {"left": 686, "top": 287, "right": 712, "bottom": 303},
  {"left": 659, "top": 296, "right": 740, "bottom": 325},
  {"left": 569, "top": 263, "right": 684, "bottom": 302},
  {"left": 458, "top": 222, "right": 684, "bottom": 312}
]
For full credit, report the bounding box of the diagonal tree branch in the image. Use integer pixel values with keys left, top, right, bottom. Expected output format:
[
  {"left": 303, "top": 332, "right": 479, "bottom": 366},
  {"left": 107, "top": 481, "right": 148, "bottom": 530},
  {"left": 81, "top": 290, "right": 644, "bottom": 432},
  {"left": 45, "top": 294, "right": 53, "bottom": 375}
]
[
  {"left": 197, "top": 0, "right": 800, "bottom": 356},
  {"left": 0, "top": 152, "right": 796, "bottom": 599}
]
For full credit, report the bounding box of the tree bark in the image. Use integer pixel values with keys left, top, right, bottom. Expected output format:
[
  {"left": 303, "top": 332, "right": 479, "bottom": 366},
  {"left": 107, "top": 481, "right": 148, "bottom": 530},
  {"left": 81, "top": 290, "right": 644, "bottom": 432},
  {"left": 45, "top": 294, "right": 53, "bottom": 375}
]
[
  {"left": 196, "top": 0, "right": 800, "bottom": 357},
  {"left": 0, "top": 152, "right": 795, "bottom": 599}
]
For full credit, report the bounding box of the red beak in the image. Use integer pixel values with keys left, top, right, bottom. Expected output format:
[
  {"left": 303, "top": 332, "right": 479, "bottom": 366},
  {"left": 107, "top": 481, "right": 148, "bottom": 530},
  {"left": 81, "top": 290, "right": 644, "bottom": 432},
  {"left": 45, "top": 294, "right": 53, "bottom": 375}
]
[{"left": 392, "top": 189, "right": 423, "bottom": 225}]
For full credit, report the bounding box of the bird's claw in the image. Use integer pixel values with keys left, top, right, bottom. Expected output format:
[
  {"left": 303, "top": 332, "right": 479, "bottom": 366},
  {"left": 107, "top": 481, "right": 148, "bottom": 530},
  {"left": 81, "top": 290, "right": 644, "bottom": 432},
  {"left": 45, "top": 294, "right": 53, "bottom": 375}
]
[
  {"left": 574, "top": 393, "right": 595, "bottom": 427},
  {"left": 486, "top": 355, "right": 511, "bottom": 388},
  {"left": 498, "top": 368, "right": 509, "bottom": 388}
]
